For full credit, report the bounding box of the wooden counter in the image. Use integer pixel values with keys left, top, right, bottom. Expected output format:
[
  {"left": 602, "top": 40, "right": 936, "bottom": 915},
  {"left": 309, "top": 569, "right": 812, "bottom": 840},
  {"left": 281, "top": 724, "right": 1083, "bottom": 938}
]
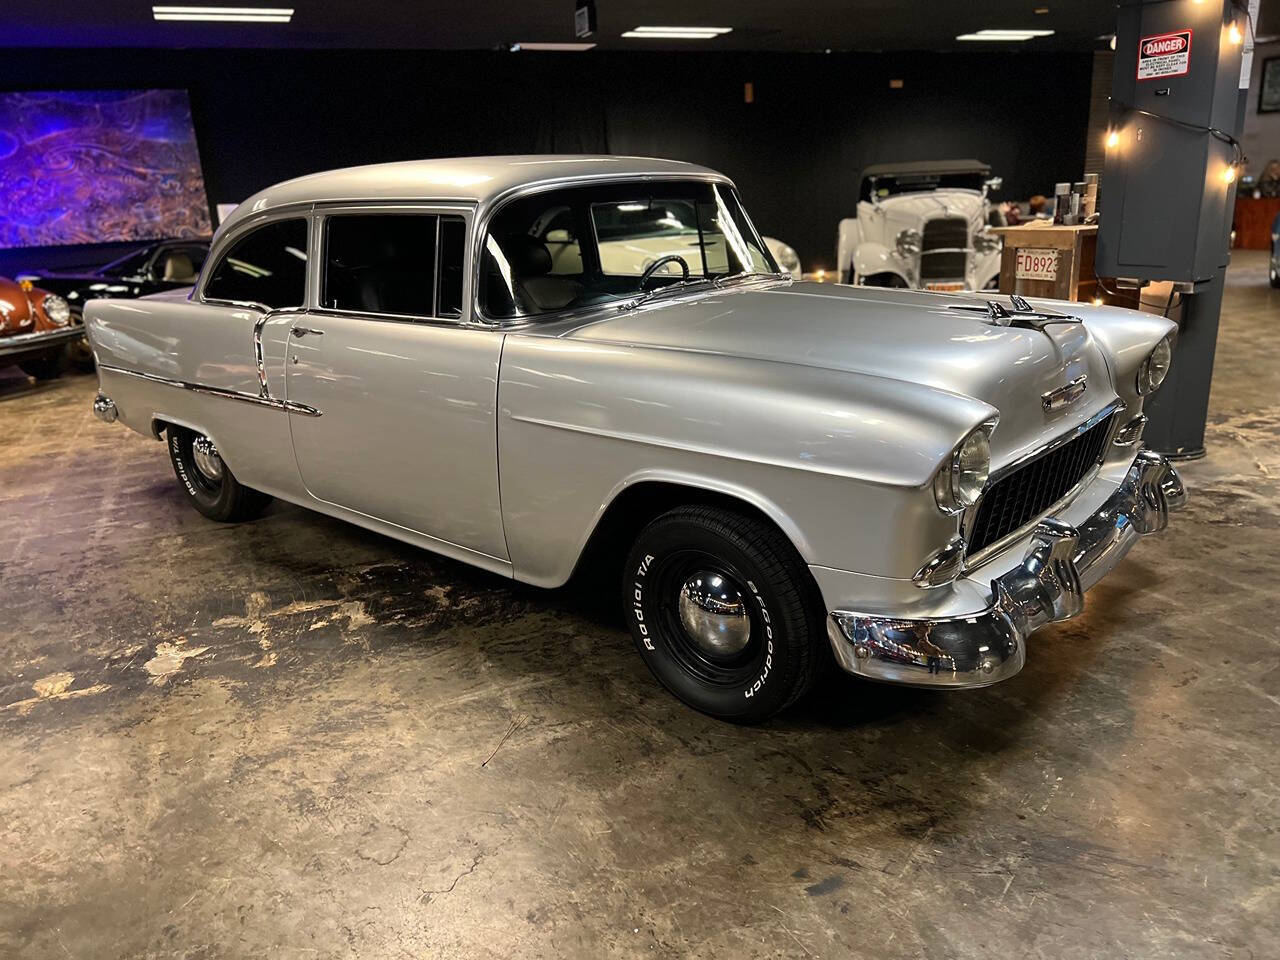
[
  {"left": 1231, "top": 195, "right": 1280, "bottom": 250},
  {"left": 991, "top": 223, "right": 1139, "bottom": 308}
]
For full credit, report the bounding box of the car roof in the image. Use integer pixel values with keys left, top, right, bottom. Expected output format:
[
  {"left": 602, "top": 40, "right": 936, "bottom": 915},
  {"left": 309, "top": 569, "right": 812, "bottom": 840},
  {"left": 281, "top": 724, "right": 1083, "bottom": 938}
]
[
  {"left": 217, "top": 155, "right": 727, "bottom": 238},
  {"left": 860, "top": 159, "right": 991, "bottom": 179}
]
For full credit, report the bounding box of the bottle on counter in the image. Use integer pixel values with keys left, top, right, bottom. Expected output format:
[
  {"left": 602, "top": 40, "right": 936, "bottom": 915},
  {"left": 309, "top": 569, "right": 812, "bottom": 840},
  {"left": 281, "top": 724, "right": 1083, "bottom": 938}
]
[{"left": 1053, "top": 182, "right": 1071, "bottom": 225}]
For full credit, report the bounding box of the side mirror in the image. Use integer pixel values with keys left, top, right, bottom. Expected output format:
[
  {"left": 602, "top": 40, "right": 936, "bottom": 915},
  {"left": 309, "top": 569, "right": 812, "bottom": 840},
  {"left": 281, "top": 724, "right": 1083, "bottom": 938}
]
[{"left": 983, "top": 177, "right": 1004, "bottom": 196}]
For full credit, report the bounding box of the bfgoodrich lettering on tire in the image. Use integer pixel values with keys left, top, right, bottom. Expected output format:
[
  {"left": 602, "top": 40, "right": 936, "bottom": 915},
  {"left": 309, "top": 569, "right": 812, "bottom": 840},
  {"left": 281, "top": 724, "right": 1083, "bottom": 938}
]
[
  {"left": 167, "top": 425, "right": 272, "bottom": 523},
  {"left": 623, "top": 504, "right": 827, "bottom": 722}
]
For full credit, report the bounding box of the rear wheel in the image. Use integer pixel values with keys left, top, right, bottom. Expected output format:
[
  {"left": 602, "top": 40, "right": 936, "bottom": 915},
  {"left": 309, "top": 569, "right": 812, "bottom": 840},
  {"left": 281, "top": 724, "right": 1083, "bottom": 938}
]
[
  {"left": 1270, "top": 260, "right": 1280, "bottom": 288},
  {"left": 167, "top": 425, "right": 272, "bottom": 522},
  {"left": 18, "top": 344, "right": 69, "bottom": 381},
  {"left": 622, "top": 505, "right": 827, "bottom": 722}
]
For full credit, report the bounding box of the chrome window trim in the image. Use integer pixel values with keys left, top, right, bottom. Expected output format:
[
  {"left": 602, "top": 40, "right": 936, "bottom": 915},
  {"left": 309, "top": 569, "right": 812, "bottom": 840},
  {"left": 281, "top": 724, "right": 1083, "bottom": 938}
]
[
  {"left": 469, "top": 174, "right": 775, "bottom": 328},
  {"left": 195, "top": 205, "right": 315, "bottom": 306},
  {"left": 98, "top": 363, "right": 322, "bottom": 417},
  {"left": 312, "top": 202, "right": 475, "bottom": 327},
  {"left": 960, "top": 399, "right": 1126, "bottom": 569}
]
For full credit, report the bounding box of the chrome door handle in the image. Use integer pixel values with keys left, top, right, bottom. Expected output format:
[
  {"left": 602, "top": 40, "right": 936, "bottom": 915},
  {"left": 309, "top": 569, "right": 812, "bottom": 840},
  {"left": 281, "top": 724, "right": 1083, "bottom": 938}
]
[{"left": 291, "top": 326, "right": 324, "bottom": 338}]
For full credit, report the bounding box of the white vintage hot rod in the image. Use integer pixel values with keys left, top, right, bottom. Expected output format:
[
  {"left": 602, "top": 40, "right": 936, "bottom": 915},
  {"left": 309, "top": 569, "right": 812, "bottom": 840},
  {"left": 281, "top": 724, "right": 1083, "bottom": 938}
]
[
  {"left": 836, "top": 159, "right": 1004, "bottom": 291},
  {"left": 86, "top": 156, "right": 1184, "bottom": 722}
]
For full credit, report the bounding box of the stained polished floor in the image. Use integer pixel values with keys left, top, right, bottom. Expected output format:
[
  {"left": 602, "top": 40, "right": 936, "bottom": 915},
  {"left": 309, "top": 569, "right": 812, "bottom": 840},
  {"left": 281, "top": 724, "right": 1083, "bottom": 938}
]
[{"left": 1, "top": 255, "right": 1277, "bottom": 959}]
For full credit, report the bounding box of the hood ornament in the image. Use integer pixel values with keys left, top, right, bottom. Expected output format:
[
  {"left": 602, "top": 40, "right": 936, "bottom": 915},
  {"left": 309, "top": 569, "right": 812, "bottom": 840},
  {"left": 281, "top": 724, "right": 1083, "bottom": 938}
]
[{"left": 948, "top": 295, "right": 1084, "bottom": 331}]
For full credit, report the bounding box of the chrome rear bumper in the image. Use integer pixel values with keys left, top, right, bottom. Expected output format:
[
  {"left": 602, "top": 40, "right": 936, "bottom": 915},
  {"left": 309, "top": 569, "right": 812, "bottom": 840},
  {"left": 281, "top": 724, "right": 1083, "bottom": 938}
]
[{"left": 828, "top": 450, "right": 1185, "bottom": 688}]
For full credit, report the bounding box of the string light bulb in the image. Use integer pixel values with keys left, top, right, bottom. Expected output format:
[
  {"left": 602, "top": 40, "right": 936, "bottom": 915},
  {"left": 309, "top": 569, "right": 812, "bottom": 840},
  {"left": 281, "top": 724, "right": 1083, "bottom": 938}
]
[
  {"left": 1223, "top": 163, "right": 1238, "bottom": 184},
  {"left": 1229, "top": 21, "right": 1243, "bottom": 45},
  {"left": 1106, "top": 129, "right": 1119, "bottom": 149}
]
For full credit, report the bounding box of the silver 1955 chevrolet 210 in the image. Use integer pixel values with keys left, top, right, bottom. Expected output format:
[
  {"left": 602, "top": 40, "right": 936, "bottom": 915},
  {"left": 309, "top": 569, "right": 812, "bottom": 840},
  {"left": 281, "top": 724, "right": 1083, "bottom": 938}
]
[{"left": 86, "top": 156, "right": 1185, "bottom": 721}]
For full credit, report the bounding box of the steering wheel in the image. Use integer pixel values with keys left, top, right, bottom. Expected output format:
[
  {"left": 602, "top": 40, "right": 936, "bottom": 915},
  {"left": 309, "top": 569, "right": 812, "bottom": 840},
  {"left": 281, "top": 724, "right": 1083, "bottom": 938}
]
[{"left": 639, "top": 255, "right": 690, "bottom": 290}]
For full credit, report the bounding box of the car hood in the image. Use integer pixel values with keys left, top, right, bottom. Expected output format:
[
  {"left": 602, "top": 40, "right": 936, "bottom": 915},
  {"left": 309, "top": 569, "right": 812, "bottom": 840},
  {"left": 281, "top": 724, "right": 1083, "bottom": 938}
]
[{"left": 562, "top": 280, "right": 1122, "bottom": 468}]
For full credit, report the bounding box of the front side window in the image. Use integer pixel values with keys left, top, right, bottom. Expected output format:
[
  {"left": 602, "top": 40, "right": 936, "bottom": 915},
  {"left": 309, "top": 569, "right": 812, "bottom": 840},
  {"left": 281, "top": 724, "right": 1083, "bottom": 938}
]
[
  {"left": 481, "top": 180, "right": 777, "bottom": 320},
  {"left": 203, "top": 219, "right": 308, "bottom": 310},
  {"left": 322, "top": 213, "right": 467, "bottom": 319}
]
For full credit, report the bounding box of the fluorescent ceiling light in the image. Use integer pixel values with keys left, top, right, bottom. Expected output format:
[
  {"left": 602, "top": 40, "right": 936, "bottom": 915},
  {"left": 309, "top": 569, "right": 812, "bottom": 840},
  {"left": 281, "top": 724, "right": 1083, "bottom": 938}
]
[
  {"left": 510, "top": 42, "right": 597, "bottom": 51},
  {"left": 956, "top": 28, "right": 1055, "bottom": 41},
  {"left": 631, "top": 26, "right": 733, "bottom": 34},
  {"left": 623, "top": 25, "right": 733, "bottom": 39},
  {"left": 152, "top": 6, "right": 294, "bottom": 21}
]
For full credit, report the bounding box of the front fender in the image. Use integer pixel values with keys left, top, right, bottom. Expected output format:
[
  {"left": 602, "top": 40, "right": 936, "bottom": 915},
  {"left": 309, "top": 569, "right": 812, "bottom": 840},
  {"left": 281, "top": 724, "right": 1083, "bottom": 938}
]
[
  {"left": 852, "top": 242, "right": 909, "bottom": 285},
  {"left": 497, "top": 335, "right": 995, "bottom": 588}
]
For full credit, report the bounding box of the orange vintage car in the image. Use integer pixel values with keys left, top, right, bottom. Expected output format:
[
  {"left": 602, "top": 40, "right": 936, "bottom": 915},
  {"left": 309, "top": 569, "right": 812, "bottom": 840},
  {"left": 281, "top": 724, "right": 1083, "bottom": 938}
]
[{"left": 0, "top": 276, "right": 80, "bottom": 380}]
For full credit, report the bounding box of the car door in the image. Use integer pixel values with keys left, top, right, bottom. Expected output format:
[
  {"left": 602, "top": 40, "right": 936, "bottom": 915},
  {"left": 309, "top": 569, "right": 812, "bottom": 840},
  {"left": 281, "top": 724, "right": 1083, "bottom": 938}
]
[{"left": 285, "top": 206, "right": 508, "bottom": 563}]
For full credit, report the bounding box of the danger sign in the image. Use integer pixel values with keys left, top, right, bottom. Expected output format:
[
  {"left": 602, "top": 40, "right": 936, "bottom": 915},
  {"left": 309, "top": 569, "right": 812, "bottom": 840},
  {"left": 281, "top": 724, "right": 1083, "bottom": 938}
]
[{"left": 1138, "top": 29, "right": 1192, "bottom": 80}]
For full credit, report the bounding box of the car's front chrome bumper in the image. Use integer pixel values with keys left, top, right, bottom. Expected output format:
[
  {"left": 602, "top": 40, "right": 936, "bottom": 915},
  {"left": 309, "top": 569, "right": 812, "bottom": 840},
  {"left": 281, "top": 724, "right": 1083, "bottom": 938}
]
[
  {"left": 827, "top": 450, "right": 1186, "bottom": 688},
  {"left": 0, "top": 325, "right": 83, "bottom": 361}
]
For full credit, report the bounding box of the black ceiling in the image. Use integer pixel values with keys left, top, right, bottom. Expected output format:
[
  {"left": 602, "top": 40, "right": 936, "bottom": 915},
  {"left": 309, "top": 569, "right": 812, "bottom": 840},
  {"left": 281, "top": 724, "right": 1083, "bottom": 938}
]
[{"left": 9, "top": 0, "right": 1125, "bottom": 50}]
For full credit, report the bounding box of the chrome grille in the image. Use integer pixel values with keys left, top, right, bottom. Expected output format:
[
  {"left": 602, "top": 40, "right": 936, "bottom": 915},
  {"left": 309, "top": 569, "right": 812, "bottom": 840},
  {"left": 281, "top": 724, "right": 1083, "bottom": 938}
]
[
  {"left": 920, "top": 217, "right": 968, "bottom": 280},
  {"left": 966, "top": 412, "right": 1116, "bottom": 558}
]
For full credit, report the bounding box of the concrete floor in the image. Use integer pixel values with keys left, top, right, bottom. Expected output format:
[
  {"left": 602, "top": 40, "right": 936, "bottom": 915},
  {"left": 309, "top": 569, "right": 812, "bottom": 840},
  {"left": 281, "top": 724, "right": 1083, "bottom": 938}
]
[{"left": 1, "top": 254, "right": 1277, "bottom": 960}]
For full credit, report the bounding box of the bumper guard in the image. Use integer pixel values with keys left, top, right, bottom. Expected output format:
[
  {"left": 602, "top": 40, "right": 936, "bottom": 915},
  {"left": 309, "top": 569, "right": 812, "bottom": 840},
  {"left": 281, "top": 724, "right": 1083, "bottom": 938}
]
[{"left": 828, "top": 450, "right": 1186, "bottom": 687}]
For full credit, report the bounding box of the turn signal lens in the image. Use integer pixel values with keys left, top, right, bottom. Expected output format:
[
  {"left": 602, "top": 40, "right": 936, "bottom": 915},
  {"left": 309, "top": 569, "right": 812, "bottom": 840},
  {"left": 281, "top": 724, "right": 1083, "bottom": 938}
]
[
  {"left": 934, "top": 426, "right": 992, "bottom": 514},
  {"left": 1137, "top": 335, "right": 1173, "bottom": 395}
]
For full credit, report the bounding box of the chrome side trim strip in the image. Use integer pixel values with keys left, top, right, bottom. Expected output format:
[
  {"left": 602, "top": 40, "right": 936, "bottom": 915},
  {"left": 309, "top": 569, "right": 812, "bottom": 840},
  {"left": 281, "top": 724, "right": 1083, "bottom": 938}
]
[
  {"left": 253, "top": 313, "right": 271, "bottom": 397},
  {"left": 98, "top": 363, "right": 322, "bottom": 417}
]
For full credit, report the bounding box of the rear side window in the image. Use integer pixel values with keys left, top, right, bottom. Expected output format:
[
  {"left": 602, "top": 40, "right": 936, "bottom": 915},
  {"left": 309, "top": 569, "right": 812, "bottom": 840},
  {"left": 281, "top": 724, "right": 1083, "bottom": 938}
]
[
  {"left": 322, "top": 213, "right": 467, "bottom": 319},
  {"left": 203, "top": 219, "right": 308, "bottom": 310}
]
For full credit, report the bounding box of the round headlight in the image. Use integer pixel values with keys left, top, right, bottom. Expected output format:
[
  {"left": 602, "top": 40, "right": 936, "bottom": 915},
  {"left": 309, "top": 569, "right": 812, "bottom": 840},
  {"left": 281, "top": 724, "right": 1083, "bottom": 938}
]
[
  {"left": 895, "top": 228, "right": 922, "bottom": 258},
  {"left": 776, "top": 244, "right": 801, "bottom": 273},
  {"left": 934, "top": 427, "right": 991, "bottom": 514},
  {"left": 974, "top": 229, "right": 1001, "bottom": 254},
  {"left": 1136, "top": 335, "right": 1173, "bottom": 395},
  {"left": 43, "top": 294, "right": 71, "bottom": 326}
]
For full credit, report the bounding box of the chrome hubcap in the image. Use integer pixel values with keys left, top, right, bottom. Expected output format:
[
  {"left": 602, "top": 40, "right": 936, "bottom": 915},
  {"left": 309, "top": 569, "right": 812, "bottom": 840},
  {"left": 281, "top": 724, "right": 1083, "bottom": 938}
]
[
  {"left": 677, "top": 570, "right": 751, "bottom": 657},
  {"left": 191, "top": 436, "right": 224, "bottom": 482}
]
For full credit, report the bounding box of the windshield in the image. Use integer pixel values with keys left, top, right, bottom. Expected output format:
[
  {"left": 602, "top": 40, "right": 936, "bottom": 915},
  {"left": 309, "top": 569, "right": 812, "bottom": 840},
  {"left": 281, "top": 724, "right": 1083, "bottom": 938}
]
[
  {"left": 862, "top": 171, "right": 989, "bottom": 203},
  {"left": 481, "top": 179, "right": 778, "bottom": 319},
  {"left": 99, "top": 247, "right": 154, "bottom": 278}
]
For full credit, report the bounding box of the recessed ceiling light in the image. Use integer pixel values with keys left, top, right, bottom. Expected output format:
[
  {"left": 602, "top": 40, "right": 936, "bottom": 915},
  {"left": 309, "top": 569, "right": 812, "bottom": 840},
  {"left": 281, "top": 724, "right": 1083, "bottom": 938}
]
[
  {"left": 510, "top": 42, "right": 597, "bottom": 51},
  {"left": 152, "top": 5, "right": 293, "bottom": 21},
  {"left": 623, "top": 25, "right": 733, "bottom": 39},
  {"left": 956, "top": 28, "right": 1055, "bottom": 41}
]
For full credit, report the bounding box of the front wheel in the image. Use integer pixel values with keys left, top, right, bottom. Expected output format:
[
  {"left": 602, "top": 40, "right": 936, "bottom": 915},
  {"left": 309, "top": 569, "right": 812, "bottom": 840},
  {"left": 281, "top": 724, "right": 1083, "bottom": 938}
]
[
  {"left": 622, "top": 505, "right": 827, "bottom": 722},
  {"left": 167, "top": 425, "right": 272, "bottom": 522},
  {"left": 1270, "top": 261, "right": 1280, "bottom": 289}
]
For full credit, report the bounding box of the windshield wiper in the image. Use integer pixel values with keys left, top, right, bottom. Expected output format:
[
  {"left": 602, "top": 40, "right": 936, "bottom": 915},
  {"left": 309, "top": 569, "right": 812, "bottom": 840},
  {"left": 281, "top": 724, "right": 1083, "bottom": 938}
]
[
  {"left": 617, "top": 276, "right": 718, "bottom": 312},
  {"left": 617, "top": 271, "right": 788, "bottom": 312}
]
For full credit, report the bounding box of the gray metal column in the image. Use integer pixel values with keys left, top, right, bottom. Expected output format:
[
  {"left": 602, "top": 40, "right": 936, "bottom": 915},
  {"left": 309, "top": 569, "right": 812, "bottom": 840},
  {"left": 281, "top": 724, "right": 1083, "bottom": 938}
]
[{"left": 1096, "top": 0, "right": 1251, "bottom": 459}]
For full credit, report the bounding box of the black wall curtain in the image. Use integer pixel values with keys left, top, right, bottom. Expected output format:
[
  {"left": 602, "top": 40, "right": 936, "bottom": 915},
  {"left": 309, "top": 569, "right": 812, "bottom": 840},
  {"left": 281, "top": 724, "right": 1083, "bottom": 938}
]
[{"left": 0, "top": 48, "right": 1093, "bottom": 274}]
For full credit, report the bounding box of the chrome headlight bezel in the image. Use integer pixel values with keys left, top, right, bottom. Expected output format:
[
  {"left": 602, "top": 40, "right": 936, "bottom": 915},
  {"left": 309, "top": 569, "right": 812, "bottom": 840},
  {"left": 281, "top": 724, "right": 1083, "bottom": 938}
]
[
  {"left": 42, "top": 294, "right": 71, "bottom": 326},
  {"left": 895, "top": 228, "right": 922, "bottom": 258},
  {"left": 1136, "top": 334, "right": 1173, "bottom": 396},
  {"left": 933, "top": 422, "right": 995, "bottom": 515}
]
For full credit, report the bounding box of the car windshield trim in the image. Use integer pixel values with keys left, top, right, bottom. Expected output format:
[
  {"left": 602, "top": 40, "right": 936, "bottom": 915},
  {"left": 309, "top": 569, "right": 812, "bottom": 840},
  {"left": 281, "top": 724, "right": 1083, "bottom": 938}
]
[{"left": 477, "top": 178, "right": 780, "bottom": 323}]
